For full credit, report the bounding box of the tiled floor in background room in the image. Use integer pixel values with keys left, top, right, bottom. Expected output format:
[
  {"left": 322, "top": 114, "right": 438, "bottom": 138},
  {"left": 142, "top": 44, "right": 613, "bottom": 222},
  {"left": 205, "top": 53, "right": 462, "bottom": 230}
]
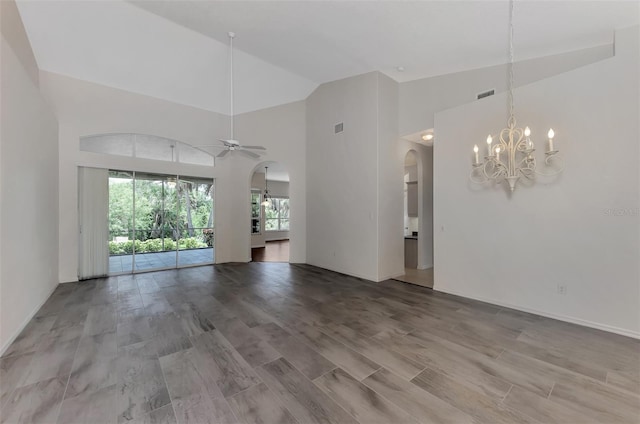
[
  {"left": 393, "top": 267, "right": 434, "bottom": 288},
  {"left": 1, "top": 262, "right": 639, "bottom": 423}
]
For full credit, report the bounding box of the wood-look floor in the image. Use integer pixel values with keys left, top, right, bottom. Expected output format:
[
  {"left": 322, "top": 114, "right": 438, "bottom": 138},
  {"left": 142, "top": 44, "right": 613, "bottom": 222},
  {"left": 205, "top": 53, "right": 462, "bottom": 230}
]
[
  {"left": 394, "top": 267, "right": 434, "bottom": 289},
  {"left": 1, "top": 263, "right": 639, "bottom": 424},
  {"left": 251, "top": 240, "right": 289, "bottom": 262}
]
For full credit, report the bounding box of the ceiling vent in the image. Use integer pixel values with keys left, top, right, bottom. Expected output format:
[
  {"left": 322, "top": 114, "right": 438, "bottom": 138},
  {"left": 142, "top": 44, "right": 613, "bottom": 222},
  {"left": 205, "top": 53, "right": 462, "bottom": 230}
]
[
  {"left": 334, "top": 123, "right": 344, "bottom": 134},
  {"left": 477, "top": 89, "right": 495, "bottom": 100}
]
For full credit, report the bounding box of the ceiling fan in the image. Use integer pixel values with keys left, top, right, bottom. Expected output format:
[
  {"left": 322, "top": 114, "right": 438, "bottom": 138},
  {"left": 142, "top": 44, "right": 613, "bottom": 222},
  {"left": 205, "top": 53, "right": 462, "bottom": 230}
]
[{"left": 196, "top": 32, "right": 266, "bottom": 159}]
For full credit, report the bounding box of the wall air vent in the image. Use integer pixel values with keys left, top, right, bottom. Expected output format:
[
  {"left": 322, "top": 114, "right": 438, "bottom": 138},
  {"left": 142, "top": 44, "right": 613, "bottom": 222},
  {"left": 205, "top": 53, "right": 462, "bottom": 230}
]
[
  {"left": 334, "top": 123, "right": 344, "bottom": 134},
  {"left": 477, "top": 89, "right": 495, "bottom": 100}
]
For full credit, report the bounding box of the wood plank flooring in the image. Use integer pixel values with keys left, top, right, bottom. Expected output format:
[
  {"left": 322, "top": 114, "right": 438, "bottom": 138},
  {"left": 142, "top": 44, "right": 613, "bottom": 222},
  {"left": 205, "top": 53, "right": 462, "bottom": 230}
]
[
  {"left": 251, "top": 240, "right": 289, "bottom": 262},
  {"left": 1, "top": 263, "right": 639, "bottom": 424},
  {"left": 393, "top": 267, "right": 434, "bottom": 289}
]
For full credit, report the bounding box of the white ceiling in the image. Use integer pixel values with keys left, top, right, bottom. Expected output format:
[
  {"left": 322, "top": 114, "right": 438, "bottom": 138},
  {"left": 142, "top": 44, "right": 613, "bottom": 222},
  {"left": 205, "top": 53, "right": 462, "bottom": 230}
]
[
  {"left": 253, "top": 161, "right": 290, "bottom": 183},
  {"left": 130, "top": 0, "right": 639, "bottom": 83},
  {"left": 16, "top": 0, "right": 317, "bottom": 115},
  {"left": 403, "top": 129, "right": 435, "bottom": 147},
  {"left": 17, "top": 1, "right": 639, "bottom": 115}
]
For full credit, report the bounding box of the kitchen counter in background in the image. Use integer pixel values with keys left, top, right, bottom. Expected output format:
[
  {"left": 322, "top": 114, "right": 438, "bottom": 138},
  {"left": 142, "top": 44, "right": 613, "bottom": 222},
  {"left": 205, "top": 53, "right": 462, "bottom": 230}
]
[{"left": 404, "top": 237, "right": 417, "bottom": 268}]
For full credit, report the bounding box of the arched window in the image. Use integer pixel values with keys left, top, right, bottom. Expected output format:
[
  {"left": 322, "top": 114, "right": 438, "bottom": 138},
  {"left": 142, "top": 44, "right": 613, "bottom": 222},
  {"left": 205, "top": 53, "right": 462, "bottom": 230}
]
[{"left": 80, "top": 133, "right": 214, "bottom": 166}]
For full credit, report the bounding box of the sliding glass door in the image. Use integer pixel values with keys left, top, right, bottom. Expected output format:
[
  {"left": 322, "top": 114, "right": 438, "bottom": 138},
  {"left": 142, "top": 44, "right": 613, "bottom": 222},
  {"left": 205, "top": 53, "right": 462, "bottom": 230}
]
[
  {"left": 132, "top": 173, "right": 175, "bottom": 271},
  {"left": 108, "top": 170, "right": 214, "bottom": 274},
  {"left": 108, "top": 171, "right": 134, "bottom": 274},
  {"left": 177, "top": 177, "right": 215, "bottom": 267}
]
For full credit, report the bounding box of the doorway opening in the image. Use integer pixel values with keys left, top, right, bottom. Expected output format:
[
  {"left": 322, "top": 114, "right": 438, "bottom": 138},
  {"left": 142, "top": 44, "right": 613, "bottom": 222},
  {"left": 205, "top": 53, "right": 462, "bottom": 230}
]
[
  {"left": 395, "top": 148, "right": 434, "bottom": 288},
  {"left": 249, "top": 162, "right": 290, "bottom": 263}
]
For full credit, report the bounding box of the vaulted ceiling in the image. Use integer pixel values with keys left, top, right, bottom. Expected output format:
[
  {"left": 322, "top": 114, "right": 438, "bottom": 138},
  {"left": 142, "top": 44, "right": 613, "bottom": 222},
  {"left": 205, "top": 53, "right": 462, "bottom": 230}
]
[{"left": 16, "top": 1, "right": 639, "bottom": 115}]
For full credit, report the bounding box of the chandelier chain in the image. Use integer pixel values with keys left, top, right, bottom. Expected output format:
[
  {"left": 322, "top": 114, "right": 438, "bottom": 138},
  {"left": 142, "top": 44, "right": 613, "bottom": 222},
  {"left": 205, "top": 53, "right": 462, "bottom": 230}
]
[{"left": 507, "top": 0, "right": 515, "bottom": 128}]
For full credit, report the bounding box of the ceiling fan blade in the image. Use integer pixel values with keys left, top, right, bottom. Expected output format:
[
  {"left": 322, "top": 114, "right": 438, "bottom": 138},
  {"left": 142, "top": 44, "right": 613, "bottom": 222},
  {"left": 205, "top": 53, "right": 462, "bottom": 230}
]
[
  {"left": 237, "top": 149, "right": 260, "bottom": 159},
  {"left": 240, "top": 145, "right": 266, "bottom": 150},
  {"left": 193, "top": 144, "right": 224, "bottom": 149},
  {"left": 219, "top": 138, "right": 240, "bottom": 146},
  {"left": 216, "top": 149, "right": 230, "bottom": 158}
]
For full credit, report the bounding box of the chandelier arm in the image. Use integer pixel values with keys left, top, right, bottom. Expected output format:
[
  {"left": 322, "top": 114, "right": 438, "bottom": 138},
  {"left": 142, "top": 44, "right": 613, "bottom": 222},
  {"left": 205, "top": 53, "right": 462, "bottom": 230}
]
[
  {"left": 518, "top": 163, "right": 536, "bottom": 180},
  {"left": 482, "top": 161, "right": 496, "bottom": 180},
  {"left": 516, "top": 155, "right": 533, "bottom": 169},
  {"left": 545, "top": 152, "right": 562, "bottom": 165},
  {"left": 470, "top": 167, "right": 488, "bottom": 184},
  {"left": 534, "top": 153, "right": 565, "bottom": 176},
  {"left": 515, "top": 137, "right": 528, "bottom": 152},
  {"left": 520, "top": 171, "right": 535, "bottom": 180},
  {"left": 487, "top": 161, "right": 507, "bottom": 180},
  {"left": 469, "top": 159, "right": 506, "bottom": 184}
]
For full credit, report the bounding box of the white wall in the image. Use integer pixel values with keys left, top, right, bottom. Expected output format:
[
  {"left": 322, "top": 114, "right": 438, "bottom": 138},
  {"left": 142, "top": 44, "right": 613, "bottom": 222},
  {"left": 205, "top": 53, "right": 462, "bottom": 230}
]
[
  {"left": 400, "top": 43, "right": 614, "bottom": 137},
  {"left": 394, "top": 42, "right": 619, "bottom": 279},
  {"left": 398, "top": 145, "right": 434, "bottom": 270},
  {"left": 40, "top": 71, "right": 306, "bottom": 281},
  {"left": 305, "top": 71, "right": 435, "bottom": 281},
  {"left": 376, "top": 73, "right": 405, "bottom": 280},
  {"left": 306, "top": 72, "right": 380, "bottom": 280},
  {"left": 0, "top": 0, "right": 59, "bottom": 353},
  {"left": 433, "top": 25, "right": 639, "bottom": 337},
  {"left": 418, "top": 147, "right": 434, "bottom": 269},
  {"left": 236, "top": 104, "right": 305, "bottom": 263}
]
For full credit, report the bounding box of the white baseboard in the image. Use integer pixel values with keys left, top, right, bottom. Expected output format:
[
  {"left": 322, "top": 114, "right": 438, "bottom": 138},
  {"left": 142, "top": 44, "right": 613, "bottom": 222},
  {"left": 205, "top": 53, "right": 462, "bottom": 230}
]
[
  {"left": 379, "top": 270, "right": 407, "bottom": 281},
  {"left": 434, "top": 286, "right": 640, "bottom": 340},
  {"left": 0, "top": 283, "right": 59, "bottom": 356},
  {"left": 305, "top": 261, "right": 377, "bottom": 283},
  {"left": 305, "top": 263, "right": 409, "bottom": 284}
]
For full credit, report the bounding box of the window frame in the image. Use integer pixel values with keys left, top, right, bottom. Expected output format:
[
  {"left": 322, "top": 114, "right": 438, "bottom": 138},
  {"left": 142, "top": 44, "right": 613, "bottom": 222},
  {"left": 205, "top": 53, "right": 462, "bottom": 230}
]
[{"left": 264, "top": 196, "right": 290, "bottom": 232}]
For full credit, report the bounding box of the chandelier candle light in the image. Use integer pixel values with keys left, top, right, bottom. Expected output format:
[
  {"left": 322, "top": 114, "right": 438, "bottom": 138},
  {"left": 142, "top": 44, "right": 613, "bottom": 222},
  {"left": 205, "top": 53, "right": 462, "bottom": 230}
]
[{"left": 470, "top": 0, "right": 563, "bottom": 192}]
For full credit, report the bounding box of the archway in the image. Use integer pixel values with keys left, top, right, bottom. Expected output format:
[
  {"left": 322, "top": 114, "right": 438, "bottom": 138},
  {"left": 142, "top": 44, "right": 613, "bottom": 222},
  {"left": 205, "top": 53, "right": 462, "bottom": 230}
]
[
  {"left": 394, "top": 148, "right": 434, "bottom": 288},
  {"left": 249, "top": 161, "right": 290, "bottom": 262}
]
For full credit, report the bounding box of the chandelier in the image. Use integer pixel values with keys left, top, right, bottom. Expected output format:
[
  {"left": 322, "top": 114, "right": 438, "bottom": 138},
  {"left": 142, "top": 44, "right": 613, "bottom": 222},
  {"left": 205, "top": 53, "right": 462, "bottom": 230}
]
[
  {"left": 261, "top": 166, "right": 272, "bottom": 207},
  {"left": 470, "top": 0, "right": 563, "bottom": 192}
]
